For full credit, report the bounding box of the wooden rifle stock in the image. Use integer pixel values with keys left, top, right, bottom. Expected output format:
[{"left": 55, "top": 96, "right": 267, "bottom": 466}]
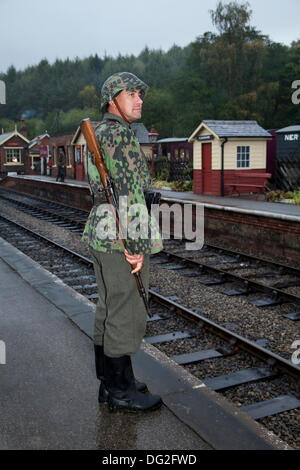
[{"left": 80, "top": 118, "right": 151, "bottom": 317}]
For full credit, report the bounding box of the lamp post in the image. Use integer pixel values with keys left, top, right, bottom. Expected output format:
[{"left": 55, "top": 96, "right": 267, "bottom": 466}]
[{"left": 148, "top": 126, "right": 159, "bottom": 177}]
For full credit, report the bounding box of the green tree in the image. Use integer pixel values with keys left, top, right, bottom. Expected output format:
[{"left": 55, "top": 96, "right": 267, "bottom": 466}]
[
  {"left": 202, "top": 1, "right": 266, "bottom": 100},
  {"left": 142, "top": 88, "right": 175, "bottom": 138},
  {"left": 0, "top": 118, "right": 16, "bottom": 134},
  {"left": 78, "top": 85, "right": 100, "bottom": 109},
  {"left": 210, "top": 1, "right": 253, "bottom": 39}
]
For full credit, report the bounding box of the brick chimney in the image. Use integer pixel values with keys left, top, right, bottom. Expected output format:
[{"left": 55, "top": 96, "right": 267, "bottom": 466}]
[{"left": 20, "top": 117, "right": 28, "bottom": 138}]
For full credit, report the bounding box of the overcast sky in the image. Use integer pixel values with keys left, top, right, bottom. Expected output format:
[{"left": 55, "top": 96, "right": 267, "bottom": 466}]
[{"left": 1, "top": 0, "right": 299, "bottom": 73}]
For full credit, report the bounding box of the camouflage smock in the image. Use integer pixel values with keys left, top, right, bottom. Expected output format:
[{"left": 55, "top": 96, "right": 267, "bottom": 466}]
[{"left": 82, "top": 113, "right": 163, "bottom": 255}]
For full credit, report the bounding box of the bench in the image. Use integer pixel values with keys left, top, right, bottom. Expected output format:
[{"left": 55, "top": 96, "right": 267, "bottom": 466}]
[{"left": 225, "top": 172, "right": 272, "bottom": 200}]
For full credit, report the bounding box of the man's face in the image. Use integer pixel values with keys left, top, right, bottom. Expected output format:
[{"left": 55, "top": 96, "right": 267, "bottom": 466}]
[{"left": 110, "top": 89, "right": 143, "bottom": 123}]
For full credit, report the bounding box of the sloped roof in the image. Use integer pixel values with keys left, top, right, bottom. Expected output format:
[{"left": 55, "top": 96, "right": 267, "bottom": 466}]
[
  {"left": 130, "top": 123, "right": 150, "bottom": 144},
  {"left": 203, "top": 120, "right": 271, "bottom": 138},
  {"left": 276, "top": 125, "right": 300, "bottom": 133},
  {"left": 158, "top": 138, "right": 188, "bottom": 143},
  {"left": 0, "top": 129, "right": 30, "bottom": 145},
  {"left": 0, "top": 131, "right": 13, "bottom": 144},
  {"left": 189, "top": 120, "right": 271, "bottom": 141},
  {"left": 29, "top": 133, "right": 50, "bottom": 148},
  {"left": 71, "top": 121, "right": 101, "bottom": 145}
]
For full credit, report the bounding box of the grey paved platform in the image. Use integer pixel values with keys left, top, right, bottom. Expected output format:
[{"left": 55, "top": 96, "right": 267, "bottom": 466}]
[
  {"left": 0, "top": 237, "right": 291, "bottom": 450},
  {"left": 159, "top": 189, "right": 300, "bottom": 220}
]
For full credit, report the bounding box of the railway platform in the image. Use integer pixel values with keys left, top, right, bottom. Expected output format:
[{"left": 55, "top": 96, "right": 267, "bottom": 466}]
[
  {"left": 2, "top": 174, "right": 298, "bottom": 263},
  {"left": 3, "top": 174, "right": 300, "bottom": 219},
  {"left": 0, "top": 236, "right": 290, "bottom": 450}
]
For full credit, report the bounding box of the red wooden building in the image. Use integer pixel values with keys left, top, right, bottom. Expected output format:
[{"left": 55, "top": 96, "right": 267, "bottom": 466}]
[
  {"left": 49, "top": 134, "right": 75, "bottom": 180},
  {"left": 0, "top": 123, "right": 29, "bottom": 176},
  {"left": 27, "top": 133, "right": 51, "bottom": 175},
  {"left": 157, "top": 137, "right": 193, "bottom": 161},
  {"left": 71, "top": 122, "right": 101, "bottom": 181},
  {"left": 189, "top": 120, "right": 272, "bottom": 196}
]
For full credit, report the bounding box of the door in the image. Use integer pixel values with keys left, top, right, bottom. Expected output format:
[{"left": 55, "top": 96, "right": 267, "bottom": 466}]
[
  {"left": 202, "top": 143, "right": 212, "bottom": 194},
  {"left": 75, "top": 145, "right": 85, "bottom": 180}
]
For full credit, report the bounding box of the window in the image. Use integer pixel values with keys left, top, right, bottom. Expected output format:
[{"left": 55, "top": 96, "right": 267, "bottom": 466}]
[
  {"left": 76, "top": 147, "right": 81, "bottom": 163},
  {"left": 237, "top": 146, "right": 250, "bottom": 168},
  {"left": 180, "top": 148, "right": 185, "bottom": 159},
  {"left": 5, "top": 148, "right": 21, "bottom": 163}
]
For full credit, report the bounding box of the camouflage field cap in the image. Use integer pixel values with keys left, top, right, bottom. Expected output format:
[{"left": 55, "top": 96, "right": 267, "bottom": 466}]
[{"left": 100, "top": 72, "right": 149, "bottom": 111}]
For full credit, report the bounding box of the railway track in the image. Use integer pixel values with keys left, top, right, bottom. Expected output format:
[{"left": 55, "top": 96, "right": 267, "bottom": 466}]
[
  {"left": 0, "top": 189, "right": 299, "bottom": 340},
  {"left": 1, "top": 188, "right": 300, "bottom": 304},
  {"left": 0, "top": 211, "right": 299, "bottom": 449},
  {"left": 0, "top": 188, "right": 87, "bottom": 232},
  {"left": 157, "top": 240, "right": 300, "bottom": 322}
]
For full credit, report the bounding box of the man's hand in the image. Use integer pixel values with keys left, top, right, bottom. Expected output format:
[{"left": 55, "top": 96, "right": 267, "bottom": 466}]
[{"left": 124, "top": 249, "right": 144, "bottom": 274}]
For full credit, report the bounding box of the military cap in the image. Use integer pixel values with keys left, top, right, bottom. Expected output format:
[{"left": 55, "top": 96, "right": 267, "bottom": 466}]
[{"left": 100, "top": 72, "right": 149, "bottom": 111}]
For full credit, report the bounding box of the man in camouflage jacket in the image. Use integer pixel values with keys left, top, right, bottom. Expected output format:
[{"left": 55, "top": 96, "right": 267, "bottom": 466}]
[{"left": 82, "top": 72, "right": 163, "bottom": 412}]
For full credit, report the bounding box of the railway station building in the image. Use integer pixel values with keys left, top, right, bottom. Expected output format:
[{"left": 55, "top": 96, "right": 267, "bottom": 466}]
[
  {"left": 188, "top": 120, "right": 272, "bottom": 196},
  {"left": 49, "top": 134, "right": 75, "bottom": 180},
  {"left": 0, "top": 120, "right": 29, "bottom": 177},
  {"left": 157, "top": 137, "right": 193, "bottom": 162},
  {"left": 27, "top": 133, "right": 51, "bottom": 175}
]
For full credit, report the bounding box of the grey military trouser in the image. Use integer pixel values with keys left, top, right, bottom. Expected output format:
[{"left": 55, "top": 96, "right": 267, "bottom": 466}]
[{"left": 90, "top": 248, "right": 149, "bottom": 358}]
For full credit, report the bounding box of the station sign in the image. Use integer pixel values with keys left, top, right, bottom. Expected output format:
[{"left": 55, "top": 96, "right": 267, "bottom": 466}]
[
  {"left": 284, "top": 134, "right": 299, "bottom": 141},
  {"left": 39, "top": 146, "right": 48, "bottom": 158},
  {"left": 197, "top": 135, "right": 214, "bottom": 141}
]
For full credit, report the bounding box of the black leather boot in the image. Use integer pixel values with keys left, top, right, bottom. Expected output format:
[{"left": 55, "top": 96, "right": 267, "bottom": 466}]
[
  {"left": 104, "top": 354, "right": 162, "bottom": 413},
  {"left": 94, "top": 344, "right": 148, "bottom": 403},
  {"left": 94, "top": 344, "right": 105, "bottom": 380}
]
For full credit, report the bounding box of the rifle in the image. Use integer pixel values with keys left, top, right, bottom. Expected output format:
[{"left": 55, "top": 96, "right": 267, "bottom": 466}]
[{"left": 80, "top": 118, "right": 152, "bottom": 317}]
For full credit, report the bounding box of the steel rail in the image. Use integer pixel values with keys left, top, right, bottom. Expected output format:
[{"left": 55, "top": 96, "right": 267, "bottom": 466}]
[
  {"left": 0, "top": 192, "right": 86, "bottom": 227},
  {"left": 0, "top": 188, "right": 90, "bottom": 214},
  {"left": 160, "top": 249, "right": 300, "bottom": 307},
  {"left": 0, "top": 211, "right": 299, "bottom": 381},
  {"left": 1, "top": 189, "right": 299, "bottom": 277},
  {"left": 149, "top": 291, "right": 300, "bottom": 380},
  {"left": 0, "top": 212, "right": 92, "bottom": 265},
  {"left": 1, "top": 197, "right": 300, "bottom": 308},
  {"left": 169, "top": 239, "right": 300, "bottom": 277}
]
